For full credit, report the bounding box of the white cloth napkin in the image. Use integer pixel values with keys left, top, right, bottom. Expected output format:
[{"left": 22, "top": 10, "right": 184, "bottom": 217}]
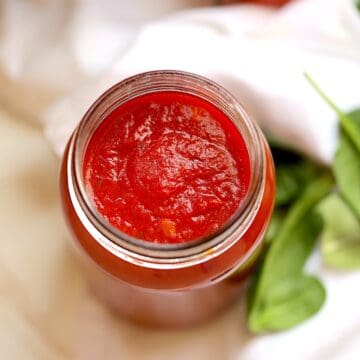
[
  {"left": 36, "top": 0, "right": 360, "bottom": 163},
  {"left": 1, "top": 1, "right": 360, "bottom": 359},
  {"left": 1, "top": 0, "right": 360, "bottom": 162}
]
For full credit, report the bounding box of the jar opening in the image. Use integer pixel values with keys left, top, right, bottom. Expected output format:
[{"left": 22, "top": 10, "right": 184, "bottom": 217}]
[{"left": 68, "top": 70, "right": 266, "bottom": 261}]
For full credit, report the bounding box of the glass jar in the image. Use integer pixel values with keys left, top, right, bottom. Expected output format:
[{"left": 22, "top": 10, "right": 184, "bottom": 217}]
[{"left": 60, "top": 70, "right": 275, "bottom": 328}]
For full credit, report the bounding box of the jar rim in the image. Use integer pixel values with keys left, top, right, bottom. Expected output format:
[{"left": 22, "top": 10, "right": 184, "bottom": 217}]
[{"left": 67, "top": 70, "right": 267, "bottom": 268}]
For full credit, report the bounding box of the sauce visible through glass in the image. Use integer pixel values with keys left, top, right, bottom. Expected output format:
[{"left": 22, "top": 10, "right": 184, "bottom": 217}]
[{"left": 83, "top": 92, "right": 250, "bottom": 244}]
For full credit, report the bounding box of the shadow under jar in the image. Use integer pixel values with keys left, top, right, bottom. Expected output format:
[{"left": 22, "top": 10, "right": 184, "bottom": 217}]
[{"left": 60, "top": 70, "right": 275, "bottom": 328}]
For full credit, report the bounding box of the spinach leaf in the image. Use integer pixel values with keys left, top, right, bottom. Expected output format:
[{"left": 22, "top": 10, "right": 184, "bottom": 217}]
[
  {"left": 304, "top": 73, "right": 360, "bottom": 268},
  {"left": 275, "top": 161, "right": 320, "bottom": 206},
  {"left": 319, "top": 193, "right": 360, "bottom": 269},
  {"left": 271, "top": 146, "right": 322, "bottom": 206},
  {"left": 333, "top": 110, "right": 360, "bottom": 219},
  {"left": 248, "top": 174, "right": 333, "bottom": 333},
  {"left": 250, "top": 276, "right": 325, "bottom": 331},
  {"left": 265, "top": 210, "right": 285, "bottom": 243},
  {"left": 250, "top": 74, "right": 360, "bottom": 333},
  {"left": 304, "top": 73, "right": 360, "bottom": 153}
]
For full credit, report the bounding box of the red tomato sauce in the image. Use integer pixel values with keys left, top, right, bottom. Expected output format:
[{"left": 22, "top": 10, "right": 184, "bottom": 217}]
[{"left": 83, "top": 92, "right": 250, "bottom": 244}]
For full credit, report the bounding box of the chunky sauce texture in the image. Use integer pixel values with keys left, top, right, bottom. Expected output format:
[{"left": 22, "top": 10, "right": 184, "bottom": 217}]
[{"left": 83, "top": 92, "right": 250, "bottom": 244}]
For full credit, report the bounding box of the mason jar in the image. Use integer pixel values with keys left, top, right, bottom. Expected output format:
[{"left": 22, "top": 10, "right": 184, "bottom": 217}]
[{"left": 60, "top": 70, "right": 275, "bottom": 328}]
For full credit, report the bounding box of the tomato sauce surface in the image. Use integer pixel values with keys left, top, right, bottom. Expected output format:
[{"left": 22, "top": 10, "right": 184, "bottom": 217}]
[{"left": 83, "top": 92, "right": 250, "bottom": 244}]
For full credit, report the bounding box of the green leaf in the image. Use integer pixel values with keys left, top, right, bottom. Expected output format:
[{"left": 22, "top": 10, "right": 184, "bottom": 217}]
[
  {"left": 248, "top": 175, "right": 333, "bottom": 333},
  {"left": 304, "top": 73, "right": 360, "bottom": 153},
  {"left": 356, "top": 0, "right": 360, "bottom": 12},
  {"left": 318, "top": 193, "right": 360, "bottom": 270},
  {"left": 265, "top": 210, "right": 285, "bottom": 243},
  {"left": 303, "top": 74, "right": 360, "bottom": 252},
  {"left": 275, "top": 161, "right": 320, "bottom": 206},
  {"left": 265, "top": 174, "right": 333, "bottom": 271},
  {"left": 333, "top": 110, "right": 360, "bottom": 219},
  {"left": 249, "top": 276, "right": 325, "bottom": 332},
  {"left": 271, "top": 146, "right": 322, "bottom": 206}
]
